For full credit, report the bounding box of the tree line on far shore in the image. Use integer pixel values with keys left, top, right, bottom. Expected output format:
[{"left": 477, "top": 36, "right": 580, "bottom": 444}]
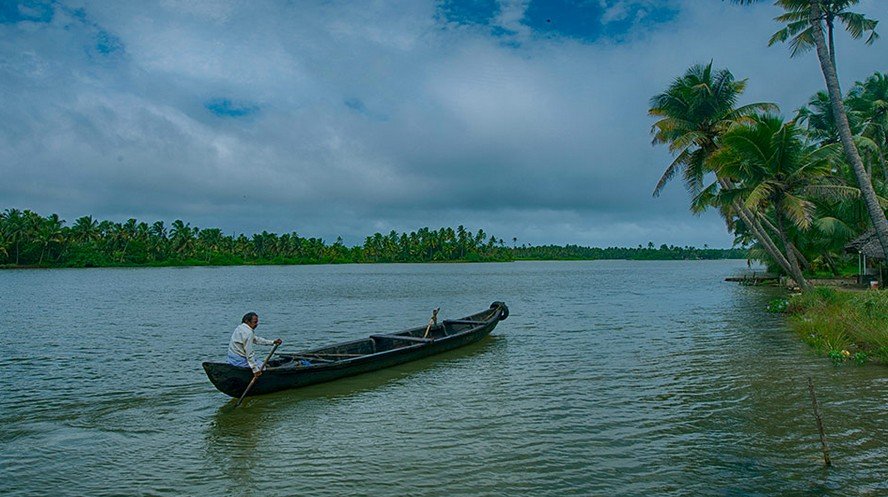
[{"left": 0, "top": 209, "right": 743, "bottom": 268}]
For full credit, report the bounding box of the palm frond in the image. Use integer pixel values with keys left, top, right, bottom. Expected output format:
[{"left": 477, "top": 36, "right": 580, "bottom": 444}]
[
  {"left": 781, "top": 193, "right": 815, "bottom": 229},
  {"left": 803, "top": 184, "right": 861, "bottom": 202},
  {"left": 788, "top": 27, "right": 815, "bottom": 57},
  {"left": 690, "top": 181, "right": 721, "bottom": 214},
  {"left": 768, "top": 27, "right": 791, "bottom": 46},
  {"left": 733, "top": 102, "right": 780, "bottom": 117},
  {"left": 653, "top": 149, "right": 691, "bottom": 197},
  {"left": 836, "top": 12, "right": 879, "bottom": 41},
  {"left": 745, "top": 181, "right": 776, "bottom": 210},
  {"left": 813, "top": 216, "right": 854, "bottom": 238}
]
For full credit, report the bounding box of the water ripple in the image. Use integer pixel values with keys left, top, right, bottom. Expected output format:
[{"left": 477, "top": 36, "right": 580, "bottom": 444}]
[{"left": 1, "top": 261, "right": 885, "bottom": 497}]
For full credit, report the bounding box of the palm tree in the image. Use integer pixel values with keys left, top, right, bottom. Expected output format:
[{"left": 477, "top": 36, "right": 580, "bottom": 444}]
[
  {"left": 170, "top": 220, "right": 197, "bottom": 258},
  {"left": 1, "top": 209, "right": 27, "bottom": 264},
  {"left": 732, "top": 0, "right": 888, "bottom": 269},
  {"left": 707, "top": 114, "right": 851, "bottom": 290},
  {"left": 649, "top": 63, "right": 775, "bottom": 195},
  {"left": 115, "top": 218, "right": 138, "bottom": 262},
  {"left": 847, "top": 72, "right": 888, "bottom": 179},
  {"left": 71, "top": 216, "right": 100, "bottom": 244},
  {"left": 648, "top": 63, "right": 803, "bottom": 279},
  {"left": 35, "top": 214, "right": 65, "bottom": 265},
  {"left": 795, "top": 91, "right": 844, "bottom": 144},
  {"left": 198, "top": 228, "right": 224, "bottom": 262}
]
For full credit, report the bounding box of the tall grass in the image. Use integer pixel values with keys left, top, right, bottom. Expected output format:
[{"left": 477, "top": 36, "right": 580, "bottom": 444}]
[{"left": 786, "top": 287, "right": 888, "bottom": 365}]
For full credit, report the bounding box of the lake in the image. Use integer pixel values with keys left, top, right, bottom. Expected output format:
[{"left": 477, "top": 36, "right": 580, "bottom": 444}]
[{"left": 1, "top": 260, "right": 885, "bottom": 496}]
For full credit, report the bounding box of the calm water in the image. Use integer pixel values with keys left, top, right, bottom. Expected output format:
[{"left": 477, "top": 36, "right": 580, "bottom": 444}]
[{"left": 1, "top": 261, "right": 885, "bottom": 497}]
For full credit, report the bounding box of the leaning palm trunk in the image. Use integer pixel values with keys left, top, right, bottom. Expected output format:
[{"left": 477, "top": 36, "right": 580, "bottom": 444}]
[
  {"left": 757, "top": 213, "right": 811, "bottom": 269},
  {"left": 719, "top": 180, "right": 808, "bottom": 288},
  {"left": 809, "top": 2, "right": 888, "bottom": 261},
  {"left": 738, "top": 204, "right": 807, "bottom": 287},
  {"left": 719, "top": 178, "right": 810, "bottom": 288},
  {"left": 774, "top": 200, "right": 813, "bottom": 292}
]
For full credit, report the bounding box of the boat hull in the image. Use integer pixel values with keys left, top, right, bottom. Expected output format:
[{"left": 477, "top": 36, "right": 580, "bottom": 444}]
[{"left": 202, "top": 301, "right": 508, "bottom": 398}]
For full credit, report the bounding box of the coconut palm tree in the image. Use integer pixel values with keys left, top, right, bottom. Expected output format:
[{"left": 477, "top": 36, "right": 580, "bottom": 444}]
[
  {"left": 648, "top": 63, "right": 805, "bottom": 279},
  {"left": 847, "top": 72, "right": 888, "bottom": 180},
  {"left": 170, "top": 219, "right": 197, "bottom": 258},
  {"left": 795, "top": 91, "right": 843, "bottom": 144},
  {"left": 649, "top": 63, "right": 775, "bottom": 195},
  {"left": 0, "top": 237, "right": 8, "bottom": 263},
  {"left": 71, "top": 216, "right": 100, "bottom": 244},
  {"left": 706, "top": 114, "right": 851, "bottom": 290},
  {"left": 1, "top": 209, "right": 28, "bottom": 264},
  {"left": 35, "top": 214, "right": 65, "bottom": 265},
  {"left": 731, "top": 0, "right": 888, "bottom": 270}
]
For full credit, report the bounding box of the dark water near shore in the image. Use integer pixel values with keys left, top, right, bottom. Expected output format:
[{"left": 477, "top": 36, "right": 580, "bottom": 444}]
[{"left": 1, "top": 260, "right": 885, "bottom": 497}]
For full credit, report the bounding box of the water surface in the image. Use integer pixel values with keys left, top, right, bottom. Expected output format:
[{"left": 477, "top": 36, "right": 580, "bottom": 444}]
[{"left": 1, "top": 261, "right": 885, "bottom": 496}]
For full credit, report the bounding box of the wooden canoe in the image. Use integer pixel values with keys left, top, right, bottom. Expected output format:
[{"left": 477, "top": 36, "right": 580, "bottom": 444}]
[{"left": 202, "top": 301, "right": 509, "bottom": 398}]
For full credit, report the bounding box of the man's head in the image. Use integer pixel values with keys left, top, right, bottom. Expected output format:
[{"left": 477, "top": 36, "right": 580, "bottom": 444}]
[{"left": 242, "top": 312, "right": 259, "bottom": 329}]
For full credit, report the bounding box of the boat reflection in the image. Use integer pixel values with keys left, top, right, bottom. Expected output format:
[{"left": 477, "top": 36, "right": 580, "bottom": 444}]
[{"left": 203, "top": 336, "right": 502, "bottom": 489}]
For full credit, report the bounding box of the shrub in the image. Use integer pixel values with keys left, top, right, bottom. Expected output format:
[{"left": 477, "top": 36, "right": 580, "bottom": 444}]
[{"left": 787, "top": 288, "right": 888, "bottom": 365}]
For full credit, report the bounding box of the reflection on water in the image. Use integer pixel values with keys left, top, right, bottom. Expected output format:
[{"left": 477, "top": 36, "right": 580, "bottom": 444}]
[
  {"left": 204, "top": 337, "right": 499, "bottom": 492},
  {"left": 1, "top": 261, "right": 886, "bottom": 497}
]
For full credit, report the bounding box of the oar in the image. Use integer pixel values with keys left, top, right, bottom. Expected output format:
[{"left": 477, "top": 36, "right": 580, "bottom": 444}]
[{"left": 235, "top": 343, "right": 280, "bottom": 408}]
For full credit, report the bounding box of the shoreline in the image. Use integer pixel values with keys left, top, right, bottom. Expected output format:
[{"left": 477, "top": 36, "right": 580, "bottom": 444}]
[
  {"left": 779, "top": 286, "right": 887, "bottom": 365},
  {"left": 0, "top": 257, "right": 751, "bottom": 270}
]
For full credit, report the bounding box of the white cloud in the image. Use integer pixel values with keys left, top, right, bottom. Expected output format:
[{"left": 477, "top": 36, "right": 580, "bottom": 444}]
[{"left": 1, "top": 0, "right": 885, "bottom": 247}]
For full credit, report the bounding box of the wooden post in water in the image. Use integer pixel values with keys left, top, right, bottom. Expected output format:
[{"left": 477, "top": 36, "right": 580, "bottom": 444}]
[{"left": 807, "top": 377, "right": 832, "bottom": 467}]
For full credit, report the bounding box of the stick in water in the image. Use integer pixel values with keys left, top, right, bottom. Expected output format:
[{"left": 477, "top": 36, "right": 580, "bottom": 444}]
[
  {"left": 807, "top": 377, "right": 832, "bottom": 467},
  {"left": 235, "top": 343, "right": 280, "bottom": 408}
]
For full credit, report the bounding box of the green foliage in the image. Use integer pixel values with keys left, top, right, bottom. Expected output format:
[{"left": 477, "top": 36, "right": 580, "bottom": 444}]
[
  {"left": 853, "top": 351, "right": 868, "bottom": 365},
  {"left": 512, "top": 244, "right": 746, "bottom": 261},
  {"left": 768, "top": 0, "right": 880, "bottom": 58},
  {"left": 827, "top": 349, "right": 847, "bottom": 366},
  {"left": 787, "top": 288, "right": 888, "bottom": 365},
  {"left": 766, "top": 298, "right": 789, "bottom": 313},
  {"left": 0, "top": 209, "right": 748, "bottom": 268},
  {"left": 0, "top": 210, "right": 515, "bottom": 267},
  {"left": 651, "top": 60, "right": 888, "bottom": 288}
]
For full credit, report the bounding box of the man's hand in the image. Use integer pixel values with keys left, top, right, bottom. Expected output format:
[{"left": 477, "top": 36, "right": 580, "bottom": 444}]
[
  {"left": 253, "top": 370, "right": 263, "bottom": 378},
  {"left": 274, "top": 338, "right": 283, "bottom": 345}
]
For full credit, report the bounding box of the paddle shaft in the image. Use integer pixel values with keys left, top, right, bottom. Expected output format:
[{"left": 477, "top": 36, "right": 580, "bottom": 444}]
[{"left": 235, "top": 343, "right": 280, "bottom": 407}]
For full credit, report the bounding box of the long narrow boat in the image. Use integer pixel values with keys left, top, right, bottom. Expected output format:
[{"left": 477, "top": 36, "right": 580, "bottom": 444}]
[{"left": 203, "top": 301, "right": 509, "bottom": 398}]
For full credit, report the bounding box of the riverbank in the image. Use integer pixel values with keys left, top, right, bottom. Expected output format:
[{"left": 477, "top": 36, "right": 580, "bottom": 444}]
[{"left": 783, "top": 287, "right": 888, "bottom": 365}]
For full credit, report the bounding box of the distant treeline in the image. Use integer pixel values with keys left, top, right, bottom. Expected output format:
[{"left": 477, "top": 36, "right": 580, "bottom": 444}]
[
  {"left": 0, "top": 209, "right": 744, "bottom": 268},
  {"left": 513, "top": 244, "right": 747, "bottom": 261}
]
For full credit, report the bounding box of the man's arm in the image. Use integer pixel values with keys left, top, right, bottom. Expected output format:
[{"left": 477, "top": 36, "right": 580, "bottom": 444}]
[
  {"left": 248, "top": 336, "right": 283, "bottom": 378},
  {"left": 252, "top": 335, "right": 276, "bottom": 346}
]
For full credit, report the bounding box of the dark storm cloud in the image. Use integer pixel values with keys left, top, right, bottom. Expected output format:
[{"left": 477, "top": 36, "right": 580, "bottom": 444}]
[{"left": 1, "top": 0, "right": 886, "bottom": 247}]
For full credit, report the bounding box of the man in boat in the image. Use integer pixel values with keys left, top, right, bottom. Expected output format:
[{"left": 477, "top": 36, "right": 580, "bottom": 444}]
[{"left": 227, "top": 312, "right": 282, "bottom": 378}]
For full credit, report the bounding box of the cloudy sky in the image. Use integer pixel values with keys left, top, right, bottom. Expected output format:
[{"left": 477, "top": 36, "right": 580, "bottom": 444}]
[{"left": 2, "top": 0, "right": 886, "bottom": 247}]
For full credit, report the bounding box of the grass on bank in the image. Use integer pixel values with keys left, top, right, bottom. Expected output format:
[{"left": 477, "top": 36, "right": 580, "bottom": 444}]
[{"left": 780, "top": 287, "right": 888, "bottom": 365}]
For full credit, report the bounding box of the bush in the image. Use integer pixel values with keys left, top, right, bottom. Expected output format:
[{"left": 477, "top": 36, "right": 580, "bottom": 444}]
[
  {"left": 766, "top": 298, "right": 788, "bottom": 313},
  {"left": 787, "top": 288, "right": 888, "bottom": 365}
]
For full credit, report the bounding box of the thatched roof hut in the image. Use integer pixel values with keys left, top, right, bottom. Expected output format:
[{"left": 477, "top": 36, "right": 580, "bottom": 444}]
[{"left": 844, "top": 229, "right": 886, "bottom": 261}]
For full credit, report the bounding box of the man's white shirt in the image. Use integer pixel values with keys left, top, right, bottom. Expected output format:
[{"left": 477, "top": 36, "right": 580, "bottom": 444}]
[{"left": 228, "top": 323, "right": 275, "bottom": 372}]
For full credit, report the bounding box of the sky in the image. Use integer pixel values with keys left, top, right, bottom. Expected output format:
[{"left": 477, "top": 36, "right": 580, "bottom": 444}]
[{"left": 1, "top": 0, "right": 886, "bottom": 247}]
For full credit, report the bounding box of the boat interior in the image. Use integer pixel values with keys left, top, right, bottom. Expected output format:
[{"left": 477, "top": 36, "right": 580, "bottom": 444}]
[{"left": 266, "top": 308, "right": 495, "bottom": 369}]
